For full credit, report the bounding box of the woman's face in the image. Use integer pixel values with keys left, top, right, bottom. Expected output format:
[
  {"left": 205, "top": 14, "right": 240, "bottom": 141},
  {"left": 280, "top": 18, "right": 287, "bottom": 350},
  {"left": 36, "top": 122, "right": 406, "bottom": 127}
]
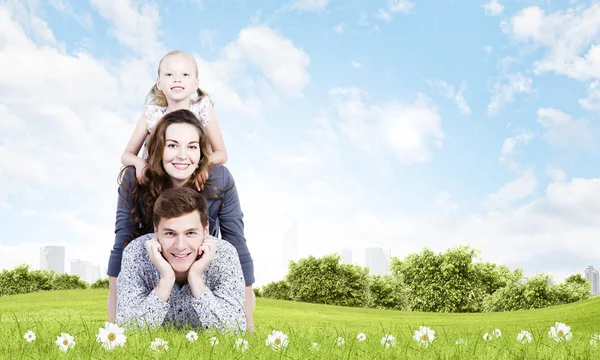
[{"left": 162, "top": 123, "right": 201, "bottom": 187}]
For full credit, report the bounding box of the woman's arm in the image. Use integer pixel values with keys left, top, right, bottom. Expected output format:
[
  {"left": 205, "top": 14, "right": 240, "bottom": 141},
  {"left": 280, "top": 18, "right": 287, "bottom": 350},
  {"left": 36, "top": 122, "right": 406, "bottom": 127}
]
[
  {"left": 210, "top": 165, "right": 255, "bottom": 331},
  {"left": 107, "top": 168, "right": 138, "bottom": 322}
]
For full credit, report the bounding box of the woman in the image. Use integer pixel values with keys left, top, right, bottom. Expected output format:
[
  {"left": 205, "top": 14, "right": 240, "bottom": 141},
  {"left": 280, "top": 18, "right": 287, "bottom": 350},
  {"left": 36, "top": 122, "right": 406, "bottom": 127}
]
[{"left": 107, "top": 109, "right": 255, "bottom": 331}]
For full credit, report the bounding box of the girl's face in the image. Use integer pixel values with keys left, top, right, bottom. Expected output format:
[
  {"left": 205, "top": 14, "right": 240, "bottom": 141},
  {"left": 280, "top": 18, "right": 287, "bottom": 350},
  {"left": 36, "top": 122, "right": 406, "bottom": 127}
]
[
  {"left": 162, "top": 123, "right": 201, "bottom": 187},
  {"left": 156, "top": 54, "right": 199, "bottom": 104}
]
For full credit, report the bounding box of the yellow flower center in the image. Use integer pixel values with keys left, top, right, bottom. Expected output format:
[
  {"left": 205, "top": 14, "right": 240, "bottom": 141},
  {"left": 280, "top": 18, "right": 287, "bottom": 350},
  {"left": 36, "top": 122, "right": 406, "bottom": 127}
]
[
  {"left": 63, "top": 339, "right": 68, "bottom": 345},
  {"left": 275, "top": 338, "right": 281, "bottom": 345},
  {"left": 558, "top": 330, "right": 564, "bottom": 337},
  {"left": 386, "top": 339, "right": 391, "bottom": 344},
  {"left": 108, "top": 333, "right": 116, "bottom": 341},
  {"left": 421, "top": 334, "right": 429, "bottom": 341},
  {"left": 157, "top": 345, "right": 163, "bottom": 351}
]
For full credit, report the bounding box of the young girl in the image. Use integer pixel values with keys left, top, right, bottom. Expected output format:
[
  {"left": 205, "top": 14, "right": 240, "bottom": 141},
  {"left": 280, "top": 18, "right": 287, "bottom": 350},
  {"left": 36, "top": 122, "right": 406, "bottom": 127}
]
[{"left": 122, "top": 50, "right": 227, "bottom": 187}]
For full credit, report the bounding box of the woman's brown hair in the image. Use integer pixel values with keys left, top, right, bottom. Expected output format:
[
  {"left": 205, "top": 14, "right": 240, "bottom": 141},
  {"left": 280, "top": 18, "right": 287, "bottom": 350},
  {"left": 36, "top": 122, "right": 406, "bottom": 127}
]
[{"left": 118, "top": 109, "right": 223, "bottom": 241}]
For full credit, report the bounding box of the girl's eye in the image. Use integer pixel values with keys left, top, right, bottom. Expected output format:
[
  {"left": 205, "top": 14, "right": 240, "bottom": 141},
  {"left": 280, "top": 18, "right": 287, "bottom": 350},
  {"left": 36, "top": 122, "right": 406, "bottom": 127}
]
[
  {"left": 189, "top": 145, "right": 198, "bottom": 150},
  {"left": 184, "top": 73, "right": 190, "bottom": 76}
]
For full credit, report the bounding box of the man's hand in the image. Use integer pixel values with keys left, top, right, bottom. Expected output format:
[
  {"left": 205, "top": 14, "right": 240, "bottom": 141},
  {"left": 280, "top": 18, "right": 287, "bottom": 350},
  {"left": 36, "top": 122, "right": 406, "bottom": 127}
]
[
  {"left": 188, "top": 237, "right": 217, "bottom": 298},
  {"left": 189, "top": 237, "right": 217, "bottom": 276},
  {"left": 145, "top": 238, "right": 175, "bottom": 280}
]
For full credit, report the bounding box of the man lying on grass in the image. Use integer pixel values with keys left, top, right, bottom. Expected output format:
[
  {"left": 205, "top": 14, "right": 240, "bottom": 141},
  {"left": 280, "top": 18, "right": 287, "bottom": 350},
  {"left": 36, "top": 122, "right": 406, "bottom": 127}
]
[{"left": 116, "top": 187, "right": 246, "bottom": 331}]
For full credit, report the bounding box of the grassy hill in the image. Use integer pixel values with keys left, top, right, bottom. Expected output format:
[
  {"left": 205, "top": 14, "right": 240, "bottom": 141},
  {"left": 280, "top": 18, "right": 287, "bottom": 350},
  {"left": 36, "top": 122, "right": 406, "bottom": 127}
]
[{"left": 1, "top": 289, "right": 599, "bottom": 359}]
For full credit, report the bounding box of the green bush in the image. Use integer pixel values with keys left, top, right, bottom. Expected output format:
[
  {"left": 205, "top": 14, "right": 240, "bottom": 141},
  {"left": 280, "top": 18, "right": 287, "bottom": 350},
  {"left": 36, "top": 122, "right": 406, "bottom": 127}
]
[
  {"left": 286, "top": 254, "right": 371, "bottom": 307},
  {"left": 253, "top": 286, "right": 262, "bottom": 298},
  {"left": 368, "top": 275, "right": 409, "bottom": 310},
  {"left": 51, "top": 273, "right": 88, "bottom": 290},
  {"left": 0, "top": 265, "right": 54, "bottom": 296},
  {"left": 261, "top": 280, "right": 291, "bottom": 300},
  {"left": 0, "top": 264, "right": 90, "bottom": 296},
  {"left": 91, "top": 278, "right": 109, "bottom": 289}
]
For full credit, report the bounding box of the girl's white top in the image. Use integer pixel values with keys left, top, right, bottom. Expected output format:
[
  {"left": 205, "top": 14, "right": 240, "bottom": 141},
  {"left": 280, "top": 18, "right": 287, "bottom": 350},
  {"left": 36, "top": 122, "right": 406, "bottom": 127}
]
[{"left": 142, "top": 93, "right": 213, "bottom": 158}]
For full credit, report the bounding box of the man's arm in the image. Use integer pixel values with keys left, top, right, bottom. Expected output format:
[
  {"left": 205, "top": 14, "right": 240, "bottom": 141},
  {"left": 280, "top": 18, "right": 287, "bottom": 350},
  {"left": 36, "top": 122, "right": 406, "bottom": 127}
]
[
  {"left": 116, "top": 238, "right": 173, "bottom": 329},
  {"left": 188, "top": 241, "right": 246, "bottom": 332}
]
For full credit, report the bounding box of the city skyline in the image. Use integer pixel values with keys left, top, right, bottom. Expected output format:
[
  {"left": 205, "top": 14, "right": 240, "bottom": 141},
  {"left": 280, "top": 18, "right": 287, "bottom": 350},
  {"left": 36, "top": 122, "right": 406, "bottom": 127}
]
[{"left": 584, "top": 265, "right": 600, "bottom": 296}]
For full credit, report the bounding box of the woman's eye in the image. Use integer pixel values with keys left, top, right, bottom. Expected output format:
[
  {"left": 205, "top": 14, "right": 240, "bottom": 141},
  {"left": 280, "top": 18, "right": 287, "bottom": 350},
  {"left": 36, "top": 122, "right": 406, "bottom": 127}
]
[
  {"left": 189, "top": 145, "right": 198, "bottom": 150},
  {"left": 167, "top": 144, "right": 177, "bottom": 148}
]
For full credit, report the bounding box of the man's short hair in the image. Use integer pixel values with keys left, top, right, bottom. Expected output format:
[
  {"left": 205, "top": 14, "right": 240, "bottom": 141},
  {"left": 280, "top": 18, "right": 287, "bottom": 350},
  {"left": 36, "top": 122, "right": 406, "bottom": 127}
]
[{"left": 153, "top": 187, "right": 209, "bottom": 227}]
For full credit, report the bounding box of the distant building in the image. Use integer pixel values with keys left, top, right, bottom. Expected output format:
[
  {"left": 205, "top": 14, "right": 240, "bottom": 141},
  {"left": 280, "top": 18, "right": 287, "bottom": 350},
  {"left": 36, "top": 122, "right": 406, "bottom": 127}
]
[
  {"left": 339, "top": 248, "right": 352, "bottom": 264},
  {"left": 585, "top": 265, "right": 599, "bottom": 295},
  {"left": 365, "top": 247, "right": 389, "bottom": 276},
  {"left": 71, "top": 260, "right": 102, "bottom": 284},
  {"left": 282, "top": 221, "right": 299, "bottom": 274},
  {"left": 40, "top": 246, "right": 65, "bottom": 274}
]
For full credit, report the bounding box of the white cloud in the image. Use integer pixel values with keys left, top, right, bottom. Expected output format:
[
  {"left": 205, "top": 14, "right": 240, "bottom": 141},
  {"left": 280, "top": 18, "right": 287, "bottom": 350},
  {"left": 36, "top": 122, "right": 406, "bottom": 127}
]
[
  {"left": 482, "top": 0, "right": 504, "bottom": 16},
  {"left": 488, "top": 73, "right": 533, "bottom": 115},
  {"left": 350, "top": 61, "right": 362, "bottom": 68},
  {"left": 377, "top": 0, "right": 414, "bottom": 21},
  {"left": 536, "top": 108, "right": 598, "bottom": 149},
  {"left": 389, "top": 0, "right": 414, "bottom": 14},
  {"left": 48, "top": 0, "right": 93, "bottom": 28},
  {"left": 222, "top": 26, "right": 310, "bottom": 98},
  {"left": 502, "top": 3, "right": 600, "bottom": 81},
  {"left": 579, "top": 80, "right": 600, "bottom": 111},
  {"left": 428, "top": 79, "right": 471, "bottom": 115},
  {"left": 330, "top": 88, "right": 443, "bottom": 163},
  {"left": 499, "top": 130, "right": 535, "bottom": 170},
  {"left": 484, "top": 170, "right": 537, "bottom": 209},
  {"left": 484, "top": 45, "right": 493, "bottom": 53},
  {"left": 288, "top": 0, "right": 330, "bottom": 13},
  {"left": 89, "top": 0, "right": 163, "bottom": 58},
  {"left": 333, "top": 23, "right": 345, "bottom": 33}
]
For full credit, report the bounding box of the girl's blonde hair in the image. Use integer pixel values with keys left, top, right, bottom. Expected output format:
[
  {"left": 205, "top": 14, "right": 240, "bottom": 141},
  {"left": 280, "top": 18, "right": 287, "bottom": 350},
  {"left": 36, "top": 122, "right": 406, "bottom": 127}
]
[{"left": 148, "top": 50, "right": 208, "bottom": 107}]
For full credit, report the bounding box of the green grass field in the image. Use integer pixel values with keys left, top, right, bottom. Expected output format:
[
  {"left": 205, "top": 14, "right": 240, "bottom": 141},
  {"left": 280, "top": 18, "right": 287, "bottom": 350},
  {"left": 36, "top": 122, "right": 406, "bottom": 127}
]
[{"left": 1, "top": 289, "right": 599, "bottom": 359}]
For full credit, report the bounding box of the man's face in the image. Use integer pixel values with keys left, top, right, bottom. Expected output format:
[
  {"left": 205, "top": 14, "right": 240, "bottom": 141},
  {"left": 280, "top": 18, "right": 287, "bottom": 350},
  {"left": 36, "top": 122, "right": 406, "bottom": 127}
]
[{"left": 154, "top": 211, "right": 208, "bottom": 274}]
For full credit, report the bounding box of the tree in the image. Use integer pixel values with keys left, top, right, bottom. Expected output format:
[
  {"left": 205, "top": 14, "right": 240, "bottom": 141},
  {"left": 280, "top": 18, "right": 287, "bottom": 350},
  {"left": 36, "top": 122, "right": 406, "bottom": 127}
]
[{"left": 286, "top": 254, "right": 370, "bottom": 307}]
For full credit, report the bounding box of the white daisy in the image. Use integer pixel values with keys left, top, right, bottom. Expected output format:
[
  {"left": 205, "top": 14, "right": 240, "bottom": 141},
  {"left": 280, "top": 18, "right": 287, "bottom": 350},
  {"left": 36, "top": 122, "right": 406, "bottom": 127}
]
[
  {"left": 235, "top": 338, "right": 249, "bottom": 352},
  {"left": 516, "top": 330, "right": 532, "bottom": 344},
  {"left": 186, "top": 331, "right": 198, "bottom": 342},
  {"left": 209, "top": 336, "right": 219, "bottom": 346},
  {"left": 413, "top": 326, "right": 435, "bottom": 347},
  {"left": 492, "top": 328, "right": 502, "bottom": 338},
  {"left": 265, "top": 330, "right": 289, "bottom": 352},
  {"left": 96, "top": 322, "right": 126, "bottom": 351},
  {"left": 455, "top": 338, "right": 466, "bottom": 345},
  {"left": 483, "top": 332, "right": 493, "bottom": 341},
  {"left": 311, "top": 342, "right": 320, "bottom": 351},
  {"left": 336, "top": 336, "right": 345, "bottom": 347},
  {"left": 24, "top": 331, "right": 36, "bottom": 343},
  {"left": 55, "top": 333, "right": 75, "bottom": 352},
  {"left": 548, "top": 322, "right": 572, "bottom": 342},
  {"left": 590, "top": 334, "right": 600, "bottom": 345},
  {"left": 356, "top": 332, "right": 366, "bottom": 342},
  {"left": 150, "top": 338, "right": 169, "bottom": 352},
  {"left": 381, "top": 334, "right": 396, "bottom": 349}
]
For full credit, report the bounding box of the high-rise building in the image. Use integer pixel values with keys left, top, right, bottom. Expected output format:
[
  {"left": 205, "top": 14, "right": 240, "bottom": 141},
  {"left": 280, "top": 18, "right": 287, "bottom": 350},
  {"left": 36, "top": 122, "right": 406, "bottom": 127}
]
[
  {"left": 339, "top": 248, "right": 353, "bottom": 264},
  {"left": 584, "top": 265, "right": 599, "bottom": 295},
  {"left": 282, "top": 221, "right": 299, "bottom": 274},
  {"left": 71, "top": 260, "right": 102, "bottom": 284},
  {"left": 40, "top": 246, "right": 65, "bottom": 274},
  {"left": 365, "top": 247, "right": 389, "bottom": 276}
]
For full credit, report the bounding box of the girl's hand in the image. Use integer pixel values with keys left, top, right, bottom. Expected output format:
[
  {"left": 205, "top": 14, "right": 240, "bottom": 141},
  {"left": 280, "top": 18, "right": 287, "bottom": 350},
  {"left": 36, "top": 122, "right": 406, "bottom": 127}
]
[
  {"left": 194, "top": 168, "right": 209, "bottom": 191},
  {"left": 136, "top": 160, "right": 148, "bottom": 185}
]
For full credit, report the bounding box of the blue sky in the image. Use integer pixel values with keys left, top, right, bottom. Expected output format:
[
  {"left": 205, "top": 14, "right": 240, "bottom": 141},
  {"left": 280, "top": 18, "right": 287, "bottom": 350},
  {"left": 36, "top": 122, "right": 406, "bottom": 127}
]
[{"left": 1, "top": 0, "right": 599, "bottom": 286}]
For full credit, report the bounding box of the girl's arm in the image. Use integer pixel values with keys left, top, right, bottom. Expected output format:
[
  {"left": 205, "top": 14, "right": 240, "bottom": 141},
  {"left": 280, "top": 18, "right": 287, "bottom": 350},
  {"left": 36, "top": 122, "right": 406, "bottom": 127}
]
[
  {"left": 121, "top": 113, "right": 149, "bottom": 183},
  {"left": 204, "top": 104, "right": 228, "bottom": 165}
]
